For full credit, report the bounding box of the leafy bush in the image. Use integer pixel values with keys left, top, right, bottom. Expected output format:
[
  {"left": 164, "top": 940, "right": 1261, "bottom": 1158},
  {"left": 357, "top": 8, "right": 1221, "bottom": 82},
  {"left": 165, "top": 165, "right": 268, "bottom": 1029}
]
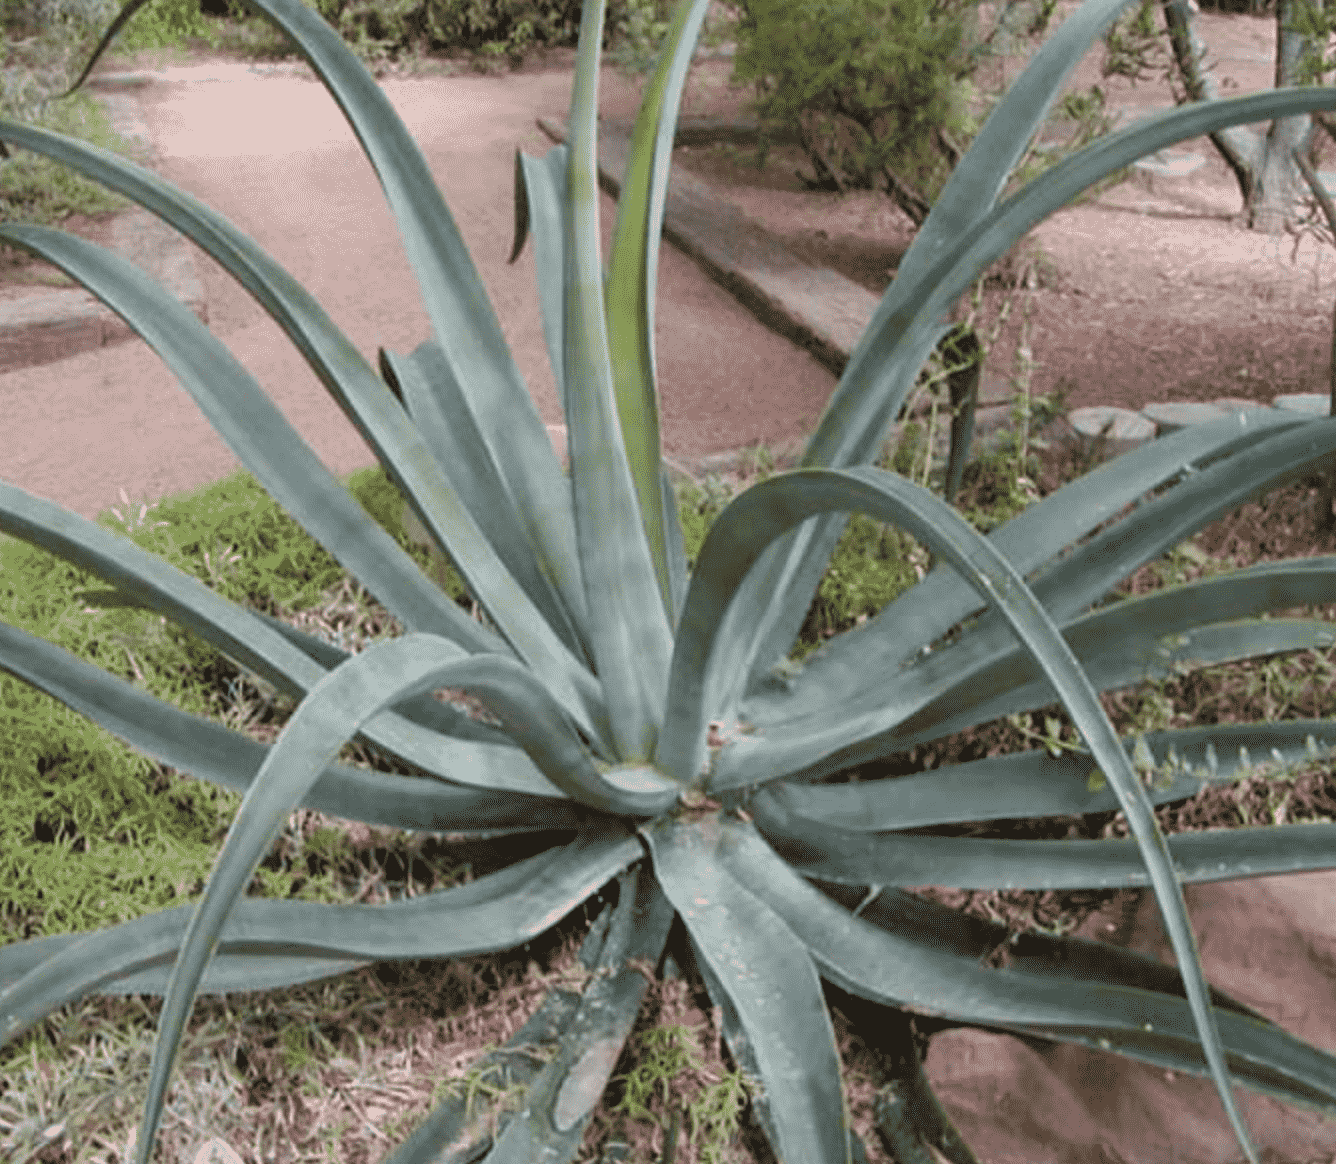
[
  {"left": 723, "top": 0, "right": 1132, "bottom": 227},
  {"left": 728, "top": 0, "right": 987, "bottom": 223},
  {"left": 0, "top": 0, "right": 151, "bottom": 264}
]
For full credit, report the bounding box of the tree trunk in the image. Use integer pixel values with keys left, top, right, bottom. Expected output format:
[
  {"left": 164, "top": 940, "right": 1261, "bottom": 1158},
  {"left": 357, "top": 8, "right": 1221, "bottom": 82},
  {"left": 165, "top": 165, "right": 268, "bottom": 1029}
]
[{"left": 1160, "top": 0, "right": 1320, "bottom": 233}]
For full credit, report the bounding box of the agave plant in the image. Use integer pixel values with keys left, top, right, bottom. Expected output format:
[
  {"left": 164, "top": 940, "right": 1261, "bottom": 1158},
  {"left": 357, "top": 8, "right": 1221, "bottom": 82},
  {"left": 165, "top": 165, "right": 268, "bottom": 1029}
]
[{"left": 4, "top": 0, "right": 1336, "bottom": 1160}]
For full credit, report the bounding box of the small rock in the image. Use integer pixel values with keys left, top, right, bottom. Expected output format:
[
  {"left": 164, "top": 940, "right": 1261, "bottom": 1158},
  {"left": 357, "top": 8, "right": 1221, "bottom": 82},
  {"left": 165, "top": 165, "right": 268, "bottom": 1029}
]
[
  {"left": 1209, "top": 396, "right": 1266, "bottom": 412},
  {"left": 1141, "top": 400, "right": 1228, "bottom": 435},
  {"left": 1067, "top": 406, "right": 1156, "bottom": 461}
]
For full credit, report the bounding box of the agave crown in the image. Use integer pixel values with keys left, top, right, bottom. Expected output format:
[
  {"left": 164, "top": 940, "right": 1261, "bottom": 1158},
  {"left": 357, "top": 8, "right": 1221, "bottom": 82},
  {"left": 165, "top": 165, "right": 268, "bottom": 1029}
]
[{"left": 4, "top": 0, "right": 1336, "bottom": 1160}]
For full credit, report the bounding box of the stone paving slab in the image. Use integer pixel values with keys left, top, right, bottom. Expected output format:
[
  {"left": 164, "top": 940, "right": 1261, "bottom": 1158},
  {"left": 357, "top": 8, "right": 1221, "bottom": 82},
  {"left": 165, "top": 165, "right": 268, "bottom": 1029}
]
[
  {"left": 1067, "top": 394, "right": 1332, "bottom": 465},
  {"left": 0, "top": 85, "right": 207, "bottom": 375}
]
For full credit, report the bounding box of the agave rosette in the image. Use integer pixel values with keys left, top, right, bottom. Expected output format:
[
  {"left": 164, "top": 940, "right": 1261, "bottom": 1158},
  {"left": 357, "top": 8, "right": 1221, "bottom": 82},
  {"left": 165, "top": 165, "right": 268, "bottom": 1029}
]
[{"left": 2, "top": 0, "right": 1336, "bottom": 1159}]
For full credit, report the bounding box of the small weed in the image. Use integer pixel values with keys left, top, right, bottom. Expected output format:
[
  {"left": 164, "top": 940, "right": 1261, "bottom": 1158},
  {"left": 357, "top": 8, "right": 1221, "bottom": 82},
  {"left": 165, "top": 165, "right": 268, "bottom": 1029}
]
[{"left": 611, "top": 1022, "right": 753, "bottom": 1164}]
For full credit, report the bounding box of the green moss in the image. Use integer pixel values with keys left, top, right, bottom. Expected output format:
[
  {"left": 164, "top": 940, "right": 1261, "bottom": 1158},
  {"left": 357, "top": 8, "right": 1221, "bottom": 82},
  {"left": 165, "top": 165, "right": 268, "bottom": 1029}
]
[{"left": 0, "top": 462, "right": 473, "bottom": 947}]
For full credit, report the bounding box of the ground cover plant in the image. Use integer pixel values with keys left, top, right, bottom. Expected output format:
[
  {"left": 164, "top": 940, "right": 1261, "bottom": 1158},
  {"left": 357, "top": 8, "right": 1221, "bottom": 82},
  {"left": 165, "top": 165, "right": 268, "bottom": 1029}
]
[{"left": 5, "top": 0, "right": 1336, "bottom": 1161}]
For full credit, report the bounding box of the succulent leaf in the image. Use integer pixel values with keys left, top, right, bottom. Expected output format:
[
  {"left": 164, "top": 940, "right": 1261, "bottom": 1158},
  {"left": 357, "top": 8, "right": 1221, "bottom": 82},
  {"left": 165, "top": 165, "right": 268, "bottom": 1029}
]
[{"left": 644, "top": 814, "right": 852, "bottom": 1164}]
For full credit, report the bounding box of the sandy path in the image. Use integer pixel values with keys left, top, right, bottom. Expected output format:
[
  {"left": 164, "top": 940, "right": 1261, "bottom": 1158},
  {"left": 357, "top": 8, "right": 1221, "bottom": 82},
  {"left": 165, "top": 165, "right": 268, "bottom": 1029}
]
[{"left": 0, "top": 60, "right": 836, "bottom": 521}]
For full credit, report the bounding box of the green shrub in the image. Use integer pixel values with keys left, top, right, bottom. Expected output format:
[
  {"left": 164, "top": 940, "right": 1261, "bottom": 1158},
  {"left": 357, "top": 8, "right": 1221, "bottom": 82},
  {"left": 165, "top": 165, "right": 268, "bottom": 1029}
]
[
  {"left": 216, "top": 0, "right": 663, "bottom": 71},
  {"left": 0, "top": 2, "right": 151, "bottom": 265},
  {"left": 727, "top": 0, "right": 991, "bottom": 224},
  {"left": 106, "top": 0, "right": 228, "bottom": 50},
  {"left": 722, "top": 0, "right": 1129, "bottom": 227}
]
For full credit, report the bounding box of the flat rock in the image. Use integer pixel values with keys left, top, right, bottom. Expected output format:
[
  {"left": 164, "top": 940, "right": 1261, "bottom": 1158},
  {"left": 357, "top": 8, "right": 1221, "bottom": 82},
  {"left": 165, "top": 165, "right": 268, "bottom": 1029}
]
[
  {"left": 1141, "top": 400, "right": 1229, "bottom": 434},
  {"left": 1209, "top": 396, "right": 1267, "bottom": 412},
  {"left": 925, "top": 872, "right": 1336, "bottom": 1163},
  {"left": 1066, "top": 405, "right": 1156, "bottom": 461}
]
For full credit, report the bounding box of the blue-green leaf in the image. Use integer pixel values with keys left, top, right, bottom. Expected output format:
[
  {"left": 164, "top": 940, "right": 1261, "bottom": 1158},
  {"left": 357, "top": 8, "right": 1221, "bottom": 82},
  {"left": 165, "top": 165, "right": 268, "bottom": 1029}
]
[
  {"left": 563, "top": 0, "right": 674, "bottom": 760},
  {"left": 723, "top": 420, "right": 1336, "bottom": 789},
  {"left": 0, "top": 225, "right": 610, "bottom": 751},
  {"left": 0, "top": 620, "right": 579, "bottom": 822},
  {"left": 125, "top": 634, "right": 664, "bottom": 1164},
  {"left": 750, "top": 407, "right": 1303, "bottom": 726},
  {"left": 726, "top": 866, "right": 1336, "bottom": 1116},
  {"left": 751, "top": 788, "right": 1336, "bottom": 889},
  {"left": 660, "top": 465, "right": 1257, "bottom": 1158},
  {"left": 512, "top": 143, "right": 572, "bottom": 408},
  {"left": 382, "top": 341, "right": 589, "bottom": 662},
  {"left": 714, "top": 0, "right": 1146, "bottom": 706},
  {"left": 643, "top": 814, "right": 850, "bottom": 1164},
  {"left": 0, "top": 827, "right": 639, "bottom": 1044},
  {"left": 602, "top": 0, "right": 714, "bottom": 618},
  {"left": 770, "top": 720, "right": 1336, "bottom": 832},
  {"left": 475, "top": 864, "right": 675, "bottom": 1161},
  {"left": 0, "top": 483, "right": 566, "bottom": 796}
]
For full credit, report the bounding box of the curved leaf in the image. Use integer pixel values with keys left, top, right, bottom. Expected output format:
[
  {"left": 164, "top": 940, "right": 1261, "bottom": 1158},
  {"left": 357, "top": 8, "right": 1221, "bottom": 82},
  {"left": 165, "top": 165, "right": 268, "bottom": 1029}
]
[
  {"left": 381, "top": 341, "right": 589, "bottom": 662},
  {"left": 563, "top": 0, "right": 674, "bottom": 760},
  {"left": 715, "top": 0, "right": 1147, "bottom": 705},
  {"left": 603, "top": 0, "right": 714, "bottom": 617},
  {"left": 643, "top": 814, "right": 850, "bottom": 1164},
  {"left": 0, "top": 620, "right": 580, "bottom": 820},
  {"left": 771, "top": 720, "right": 1336, "bottom": 832},
  {"left": 750, "top": 788, "right": 1336, "bottom": 889},
  {"left": 474, "top": 864, "right": 675, "bottom": 1162},
  {"left": 512, "top": 143, "right": 571, "bottom": 408},
  {"left": 0, "top": 827, "right": 639, "bottom": 1044},
  {"left": 749, "top": 407, "right": 1303, "bottom": 726},
  {"left": 660, "top": 464, "right": 1257, "bottom": 1157},
  {"left": 0, "top": 115, "right": 586, "bottom": 673},
  {"left": 808, "top": 882, "right": 1336, "bottom": 1116},
  {"left": 900, "top": 617, "right": 1334, "bottom": 753},
  {"left": 0, "top": 484, "right": 565, "bottom": 797},
  {"left": 244, "top": 606, "right": 509, "bottom": 746},
  {"left": 725, "top": 80, "right": 1336, "bottom": 712},
  {"left": 0, "top": 224, "right": 611, "bottom": 751},
  {"left": 123, "top": 632, "right": 665, "bottom": 1164},
  {"left": 720, "top": 836, "right": 1336, "bottom": 1119},
  {"left": 721, "top": 420, "right": 1336, "bottom": 789}
]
